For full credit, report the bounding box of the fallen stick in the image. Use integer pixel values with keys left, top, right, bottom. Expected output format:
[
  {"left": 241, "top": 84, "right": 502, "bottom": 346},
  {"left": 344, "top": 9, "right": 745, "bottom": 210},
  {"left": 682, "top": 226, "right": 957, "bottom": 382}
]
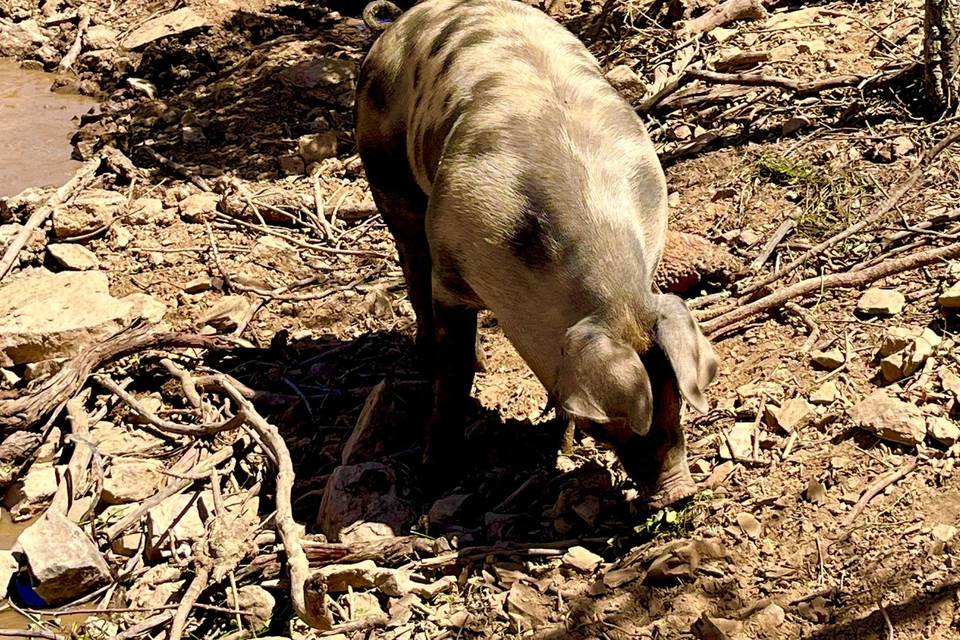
[
  {"left": 169, "top": 564, "right": 210, "bottom": 640},
  {"left": 0, "top": 323, "right": 243, "bottom": 431},
  {"left": 736, "top": 127, "right": 960, "bottom": 297},
  {"left": 57, "top": 13, "right": 90, "bottom": 73},
  {"left": 0, "top": 155, "right": 102, "bottom": 282},
  {"left": 679, "top": 0, "right": 766, "bottom": 35},
  {"left": 216, "top": 377, "right": 333, "bottom": 630},
  {"left": 837, "top": 459, "right": 919, "bottom": 532},
  {"left": 700, "top": 242, "right": 960, "bottom": 335},
  {"left": 686, "top": 68, "right": 865, "bottom": 95},
  {"left": 749, "top": 219, "right": 795, "bottom": 271}
]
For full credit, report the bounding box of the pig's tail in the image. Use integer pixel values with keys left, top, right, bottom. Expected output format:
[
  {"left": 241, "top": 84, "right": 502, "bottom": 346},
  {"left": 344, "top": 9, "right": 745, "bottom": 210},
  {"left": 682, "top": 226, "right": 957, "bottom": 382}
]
[{"left": 363, "top": 1, "right": 403, "bottom": 32}]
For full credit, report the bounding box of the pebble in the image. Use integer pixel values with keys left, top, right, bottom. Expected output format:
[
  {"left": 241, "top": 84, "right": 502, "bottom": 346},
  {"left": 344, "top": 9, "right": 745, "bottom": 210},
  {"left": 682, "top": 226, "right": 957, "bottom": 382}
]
[
  {"left": 856, "top": 288, "right": 905, "bottom": 316},
  {"left": 178, "top": 192, "right": 219, "bottom": 222},
  {"left": 927, "top": 417, "right": 960, "bottom": 446},
  {"left": 605, "top": 64, "right": 644, "bottom": 91},
  {"left": 809, "top": 380, "right": 837, "bottom": 405},
  {"left": 199, "top": 295, "right": 250, "bottom": 332},
  {"left": 562, "top": 546, "right": 603, "bottom": 573},
  {"left": 810, "top": 348, "right": 844, "bottom": 370},
  {"left": 736, "top": 512, "right": 762, "bottom": 539},
  {"left": 764, "top": 398, "right": 814, "bottom": 434},
  {"left": 46, "top": 243, "right": 100, "bottom": 270},
  {"left": 939, "top": 282, "right": 960, "bottom": 309},
  {"left": 848, "top": 390, "right": 926, "bottom": 446}
]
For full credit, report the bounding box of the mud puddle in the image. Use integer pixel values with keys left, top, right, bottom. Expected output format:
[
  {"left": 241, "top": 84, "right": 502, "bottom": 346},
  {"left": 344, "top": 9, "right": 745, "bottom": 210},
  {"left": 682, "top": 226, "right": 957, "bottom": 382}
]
[{"left": 0, "top": 58, "right": 97, "bottom": 198}]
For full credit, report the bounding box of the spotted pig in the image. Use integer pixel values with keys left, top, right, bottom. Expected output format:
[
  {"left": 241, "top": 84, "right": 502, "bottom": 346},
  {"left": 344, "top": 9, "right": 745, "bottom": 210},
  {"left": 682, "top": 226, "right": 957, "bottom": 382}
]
[{"left": 354, "top": 0, "right": 718, "bottom": 508}]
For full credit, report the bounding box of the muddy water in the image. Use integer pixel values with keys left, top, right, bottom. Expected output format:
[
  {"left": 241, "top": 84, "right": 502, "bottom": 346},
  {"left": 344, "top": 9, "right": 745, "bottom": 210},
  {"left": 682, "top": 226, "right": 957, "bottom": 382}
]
[{"left": 0, "top": 58, "right": 97, "bottom": 198}]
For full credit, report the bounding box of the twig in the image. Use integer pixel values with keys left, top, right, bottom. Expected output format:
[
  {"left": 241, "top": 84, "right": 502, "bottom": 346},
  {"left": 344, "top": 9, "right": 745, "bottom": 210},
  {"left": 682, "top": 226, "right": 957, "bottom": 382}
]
[
  {"left": 679, "top": 0, "right": 766, "bottom": 35},
  {"left": 169, "top": 565, "right": 210, "bottom": 640},
  {"left": 215, "top": 377, "right": 333, "bottom": 630},
  {"left": 115, "top": 613, "right": 173, "bottom": 640},
  {"left": 312, "top": 172, "right": 337, "bottom": 241},
  {"left": 317, "top": 615, "right": 389, "bottom": 637},
  {"left": 49, "top": 397, "right": 93, "bottom": 516},
  {"left": 204, "top": 222, "right": 233, "bottom": 293},
  {"left": 750, "top": 220, "right": 795, "bottom": 271},
  {"left": 0, "top": 155, "right": 102, "bottom": 282},
  {"left": 686, "top": 68, "right": 865, "bottom": 95},
  {"left": 838, "top": 460, "right": 919, "bottom": 531},
  {"left": 736, "top": 127, "right": 960, "bottom": 297},
  {"left": 701, "top": 243, "right": 960, "bottom": 336},
  {"left": 0, "top": 631, "right": 63, "bottom": 639},
  {"left": 57, "top": 13, "right": 90, "bottom": 73},
  {"left": 879, "top": 602, "right": 894, "bottom": 640}
]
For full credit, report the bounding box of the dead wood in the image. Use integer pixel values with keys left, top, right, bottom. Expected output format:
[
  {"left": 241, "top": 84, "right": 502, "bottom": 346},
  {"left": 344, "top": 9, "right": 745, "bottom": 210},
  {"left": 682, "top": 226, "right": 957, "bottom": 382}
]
[
  {"left": 687, "top": 68, "right": 866, "bottom": 95},
  {"left": 835, "top": 459, "right": 920, "bottom": 538},
  {"left": 0, "top": 323, "right": 244, "bottom": 432},
  {"left": 700, "top": 242, "right": 960, "bottom": 336},
  {"left": 679, "top": 0, "right": 767, "bottom": 35},
  {"left": 0, "top": 154, "right": 102, "bottom": 282},
  {"left": 57, "top": 13, "right": 89, "bottom": 73}
]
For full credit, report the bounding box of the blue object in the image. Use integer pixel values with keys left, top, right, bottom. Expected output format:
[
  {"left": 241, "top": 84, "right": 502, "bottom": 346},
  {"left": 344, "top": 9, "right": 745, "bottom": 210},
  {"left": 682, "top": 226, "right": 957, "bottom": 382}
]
[{"left": 13, "top": 573, "right": 46, "bottom": 608}]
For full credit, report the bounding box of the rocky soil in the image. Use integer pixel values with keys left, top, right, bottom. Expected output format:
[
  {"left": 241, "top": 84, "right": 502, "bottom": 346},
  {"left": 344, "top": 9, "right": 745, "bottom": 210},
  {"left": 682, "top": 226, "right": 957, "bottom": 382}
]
[{"left": 1, "top": 0, "right": 960, "bottom": 638}]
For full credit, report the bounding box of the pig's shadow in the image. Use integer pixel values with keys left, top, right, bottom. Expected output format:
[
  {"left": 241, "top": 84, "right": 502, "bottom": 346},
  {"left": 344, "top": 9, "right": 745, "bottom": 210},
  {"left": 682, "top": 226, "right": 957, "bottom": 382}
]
[{"left": 203, "top": 328, "right": 638, "bottom": 544}]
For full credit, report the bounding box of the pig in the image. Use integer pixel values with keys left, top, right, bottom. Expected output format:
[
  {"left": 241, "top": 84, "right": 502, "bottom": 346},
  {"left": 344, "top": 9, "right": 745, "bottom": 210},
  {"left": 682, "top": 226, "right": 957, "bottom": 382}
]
[{"left": 354, "top": 0, "right": 718, "bottom": 509}]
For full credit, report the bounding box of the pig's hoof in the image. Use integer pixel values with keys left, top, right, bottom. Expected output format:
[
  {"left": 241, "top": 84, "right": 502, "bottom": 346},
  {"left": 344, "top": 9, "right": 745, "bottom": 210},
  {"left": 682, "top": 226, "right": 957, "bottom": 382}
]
[{"left": 643, "top": 469, "right": 698, "bottom": 511}]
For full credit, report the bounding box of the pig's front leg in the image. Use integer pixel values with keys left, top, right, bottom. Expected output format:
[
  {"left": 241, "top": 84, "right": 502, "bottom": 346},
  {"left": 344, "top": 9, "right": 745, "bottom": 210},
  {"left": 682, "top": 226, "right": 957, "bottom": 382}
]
[{"left": 422, "top": 300, "right": 478, "bottom": 480}]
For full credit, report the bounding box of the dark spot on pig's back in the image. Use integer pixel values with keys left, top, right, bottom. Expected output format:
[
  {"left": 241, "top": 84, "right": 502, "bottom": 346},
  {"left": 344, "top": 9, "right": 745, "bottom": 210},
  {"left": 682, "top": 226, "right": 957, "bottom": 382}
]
[
  {"left": 359, "top": 67, "right": 390, "bottom": 112},
  {"left": 509, "top": 173, "right": 560, "bottom": 269},
  {"left": 438, "top": 29, "right": 498, "bottom": 80},
  {"left": 422, "top": 99, "right": 469, "bottom": 182},
  {"left": 434, "top": 247, "right": 483, "bottom": 306},
  {"left": 429, "top": 15, "right": 466, "bottom": 58}
]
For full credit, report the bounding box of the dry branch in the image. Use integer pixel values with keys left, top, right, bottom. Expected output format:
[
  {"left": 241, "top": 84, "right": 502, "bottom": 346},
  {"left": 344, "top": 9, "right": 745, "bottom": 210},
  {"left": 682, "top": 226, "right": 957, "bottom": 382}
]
[
  {"left": 837, "top": 460, "right": 919, "bottom": 534},
  {"left": 700, "top": 243, "right": 960, "bottom": 335},
  {"left": 679, "top": 0, "right": 767, "bottom": 35},
  {"left": 0, "top": 155, "right": 102, "bottom": 282},
  {"left": 57, "top": 13, "right": 90, "bottom": 73},
  {"left": 686, "top": 68, "right": 865, "bottom": 95}
]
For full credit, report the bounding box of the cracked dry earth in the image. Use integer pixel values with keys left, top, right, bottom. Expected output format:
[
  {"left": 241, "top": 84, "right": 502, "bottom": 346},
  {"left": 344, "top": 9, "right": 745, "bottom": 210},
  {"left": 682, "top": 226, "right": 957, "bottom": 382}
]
[{"left": 1, "top": 0, "right": 960, "bottom": 638}]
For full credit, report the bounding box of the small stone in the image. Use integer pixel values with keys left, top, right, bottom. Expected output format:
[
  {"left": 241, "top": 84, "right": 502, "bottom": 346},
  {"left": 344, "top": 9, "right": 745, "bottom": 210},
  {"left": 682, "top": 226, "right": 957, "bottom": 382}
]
[
  {"left": 692, "top": 613, "right": 743, "bottom": 640},
  {"left": 46, "top": 243, "right": 100, "bottom": 270},
  {"left": 109, "top": 225, "right": 132, "bottom": 249},
  {"left": 849, "top": 390, "right": 926, "bottom": 446},
  {"left": 782, "top": 116, "right": 810, "bottom": 135},
  {"left": 879, "top": 327, "right": 919, "bottom": 356},
  {"left": 805, "top": 478, "right": 827, "bottom": 504},
  {"left": 127, "top": 197, "right": 164, "bottom": 225},
  {"left": 562, "top": 546, "right": 603, "bottom": 573},
  {"left": 199, "top": 295, "right": 249, "bottom": 332},
  {"left": 22, "top": 358, "right": 66, "bottom": 381},
  {"left": 939, "top": 282, "right": 960, "bottom": 309},
  {"left": 0, "top": 550, "right": 19, "bottom": 595},
  {"left": 102, "top": 459, "right": 165, "bottom": 505},
  {"left": 182, "top": 277, "right": 213, "bottom": 294},
  {"left": 927, "top": 417, "right": 960, "bottom": 446},
  {"left": 736, "top": 512, "right": 762, "bottom": 539},
  {"left": 52, "top": 189, "right": 124, "bottom": 239},
  {"left": 3, "top": 462, "right": 57, "bottom": 521},
  {"left": 737, "top": 229, "right": 761, "bottom": 246},
  {"left": 892, "top": 135, "right": 915, "bottom": 157},
  {"left": 338, "top": 521, "right": 395, "bottom": 545},
  {"left": 719, "top": 422, "right": 753, "bottom": 460},
  {"left": 606, "top": 64, "right": 644, "bottom": 91},
  {"left": 341, "top": 380, "right": 393, "bottom": 465},
  {"left": 942, "top": 368, "right": 960, "bottom": 400},
  {"left": 810, "top": 348, "right": 844, "bottom": 370},
  {"left": 345, "top": 591, "right": 384, "bottom": 622},
  {"left": 316, "top": 560, "right": 378, "bottom": 592},
  {"left": 84, "top": 24, "right": 119, "bottom": 50},
  {"left": 880, "top": 352, "right": 907, "bottom": 382},
  {"left": 178, "top": 192, "right": 219, "bottom": 222},
  {"left": 228, "top": 585, "right": 275, "bottom": 631},
  {"left": 298, "top": 132, "right": 338, "bottom": 165},
  {"left": 764, "top": 397, "right": 814, "bottom": 433},
  {"left": 123, "top": 293, "right": 167, "bottom": 324},
  {"left": 89, "top": 422, "right": 165, "bottom": 456},
  {"left": 810, "top": 380, "right": 837, "bottom": 405},
  {"left": 857, "top": 288, "right": 905, "bottom": 316},
  {"left": 316, "top": 462, "right": 414, "bottom": 541},
  {"left": 146, "top": 492, "right": 207, "bottom": 557},
  {"left": 932, "top": 524, "right": 957, "bottom": 542},
  {"left": 17, "top": 511, "right": 111, "bottom": 605},
  {"left": 506, "top": 581, "right": 551, "bottom": 632},
  {"left": 902, "top": 335, "right": 936, "bottom": 377},
  {"left": 278, "top": 155, "right": 305, "bottom": 176}
]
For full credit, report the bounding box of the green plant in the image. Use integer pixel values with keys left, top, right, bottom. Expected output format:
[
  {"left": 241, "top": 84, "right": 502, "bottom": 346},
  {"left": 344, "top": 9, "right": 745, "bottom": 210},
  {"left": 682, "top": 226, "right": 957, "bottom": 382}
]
[{"left": 607, "top": 489, "right": 714, "bottom": 551}]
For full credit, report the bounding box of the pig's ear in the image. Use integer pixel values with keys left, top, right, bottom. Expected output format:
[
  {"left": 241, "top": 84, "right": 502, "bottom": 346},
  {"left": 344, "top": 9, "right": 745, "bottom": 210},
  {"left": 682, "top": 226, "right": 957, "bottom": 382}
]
[
  {"left": 654, "top": 294, "right": 718, "bottom": 413},
  {"left": 554, "top": 318, "right": 654, "bottom": 435}
]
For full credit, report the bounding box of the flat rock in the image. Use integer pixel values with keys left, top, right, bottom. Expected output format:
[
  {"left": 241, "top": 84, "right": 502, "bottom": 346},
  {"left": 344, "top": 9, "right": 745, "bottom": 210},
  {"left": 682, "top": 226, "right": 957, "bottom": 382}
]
[
  {"left": 121, "top": 8, "right": 211, "bottom": 50},
  {"left": 857, "top": 288, "right": 905, "bottom": 316},
  {"left": 178, "top": 192, "right": 219, "bottom": 222},
  {"left": 102, "top": 458, "right": 165, "bottom": 504},
  {"left": 316, "top": 462, "right": 415, "bottom": 541},
  {"left": 736, "top": 512, "right": 762, "bottom": 539},
  {"left": 146, "top": 492, "right": 208, "bottom": 557},
  {"left": 809, "top": 380, "right": 837, "bottom": 405},
  {"left": 562, "top": 546, "right": 603, "bottom": 573},
  {"left": 764, "top": 397, "right": 814, "bottom": 433},
  {"left": 298, "top": 132, "right": 338, "bottom": 165},
  {"left": 719, "top": 422, "right": 753, "bottom": 459},
  {"left": 428, "top": 493, "right": 479, "bottom": 531},
  {"left": 849, "top": 390, "right": 926, "bottom": 446},
  {"left": 3, "top": 462, "right": 56, "bottom": 521},
  {"left": 341, "top": 380, "right": 393, "bottom": 465},
  {"left": 506, "top": 581, "right": 552, "bottom": 632},
  {"left": 46, "top": 243, "right": 100, "bottom": 270},
  {"left": 810, "top": 348, "right": 844, "bottom": 370},
  {"left": 0, "top": 271, "right": 133, "bottom": 366},
  {"left": 939, "top": 282, "right": 960, "bottom": 309},
  {"left": 199, "top": 295, "right": 249, "bottom": 332},
  {"left": 52, "top": 189, "right": 124, "bottom": 239},
  {"left": 228, "top": 585, "right": 275, "bottom": 631},
  {"left": 927, "top": 417, "right": 960, "bottom": 446},
  {"left": 17, "top": 511, "right": 111, "bottom": 605}
]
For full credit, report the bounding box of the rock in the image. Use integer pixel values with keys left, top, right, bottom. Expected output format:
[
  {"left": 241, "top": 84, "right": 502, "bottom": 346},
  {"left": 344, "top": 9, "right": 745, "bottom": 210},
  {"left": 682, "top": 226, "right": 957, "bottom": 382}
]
[
  {"left": 46, "top": 243, "right": 100, "bottom": 270},
  {"left": 719, "top": 422, "right": 753, "bottom": 460},
  {"left": 102, "top": 459, "right": 165, "bottom": 505},
  {"left": 52, "top": 190, "right": 124, "bottom": 239},
  {"left": 927, "top": 417, "right": 960, "bottom": 446},
  {"left": 341, "top": 380, "right": 393, "bottom": 465},
  {"left": 298, "top": 132, "right": 338, "bottom": 165},
  {"left": 692, "top": 613, "right": 744, "bottom": 640},
  {"left": 644, "top": 538, "right": 726, "bottom": 583},
  {"left": 228, "top": 585, "right": 275, "bottom": 631},
  {"left": 764, "top": 398, "right": 814, "bottom": 433},
  {"left": 316, "top": 560, "right": 378, "bottom": 592},
  {"left": 3, "top": 462, "right": 56, "bottom": 521},
  {"left": 849, "top": 391, "right": 926, "bottom": 446},
  {"left": 121, "top": 8, "right": 211, "bottom": 49},
  {"left": 782, "top": 116, "right": 810, "bottom": 136},
  {"left": 123, "top": 293, "right": 167, "bottom": 324},
  {"left": 0, "top": 223, "right": 44, "bottom": 267},
  {"left": 127, "top": 197, "right": 164, "bottom": 225},
  {"left": 932, "top": 524, "right": 957, "bottom": 542},
  {"left": 316, "top": 462, "right": 415, "bottom": 541},
  {"left": 506, "top": 581, "right": 551, "bottom": 632},
  {"left": 17, "top": 511, "right": 111, "bottom": 605},
  {"left": 178, "top": 192, "right": 219, "bottom": 222},
  {"left": 942, "top": 368, "right": 960, "bottom": 400},
  {"left": 736, "top": 512, "right": 761, "bottom": 539},
  {"left": 939, "top": 282, "right": 960, "bottom": 309},
  {"left": 0, "top": 550, "right": 18, "bottom": 594},
  {"left": 0, "top": 18, "right": 47, "bottom": 57},
  {"left": 182, "top": 277, "right": 214, "bottom": 294},
  {"left": 84, "top": 24, "right": 118, "bottom": 50},
  {"left": 345, "top": 591, "right": 385, "bottom": 622},
  {"left": 805, "top": 478, "right": 827, "bottom": 504},
  {"left": 656, "top": 231, "right": 743, "bottom": 295},
  {"left": 109, "top": 224, "right": 132, "bottom": 249},
  {"left": 880, "top": 352, "right": 907, "bottom": 382},
  {"left": 101, "top": 505, "right": 143, "bottom": 556},
  {"left": 562, "top": 546, "right": 603, "bottom": 573},
  {"left": 429, "top": 493, "right": 478, "bottom": 530},
  {"left": 146, "top": 492, "right": 208, "bottom": 557},
  {"left": 856, "top": 288, "right": 905, "bottom": 316},
  {"left": 879, "top": 327, "right": 918, "bottom": 356},
  {"left": 606, "top": 64, "right": 644, "bottom": 91},
  {"left": 602, "top": 566, "right": 642, "bottom": 588},
  {"left": 199, "top": 295, "right": 249, "bottom": 332},
  {"left": 338, "top": 521, "right": 395, "bottom": 545},
  {"left": 89, "top": 421, "right": 165, "bottom": 456},
  {"left": 0, "top": 270, "right": 137, "bottom": 367},
  {"left": 751, "top": 603, "right": 786, "bottom": 634},
  {"left": 278, "top": 155, "right": 305, "bottom": 176},
  {"left": 810, "top": 380, "right": 837, "bottom": 405},
  {"left": 810, "top": 348, "right": 844, "bottom": 370},
  {"left": 22, "top": 358, "right": 65, "bottom": 381},
  {"left": 126, "top": 565, "right": 184, "bottom": 610}
]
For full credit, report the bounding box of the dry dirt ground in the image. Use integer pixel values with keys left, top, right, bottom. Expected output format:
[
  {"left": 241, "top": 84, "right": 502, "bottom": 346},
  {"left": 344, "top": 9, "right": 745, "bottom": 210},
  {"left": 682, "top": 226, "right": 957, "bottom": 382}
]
[{"left": 1, "top": 0, "right": 960, "bottom": 638}]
